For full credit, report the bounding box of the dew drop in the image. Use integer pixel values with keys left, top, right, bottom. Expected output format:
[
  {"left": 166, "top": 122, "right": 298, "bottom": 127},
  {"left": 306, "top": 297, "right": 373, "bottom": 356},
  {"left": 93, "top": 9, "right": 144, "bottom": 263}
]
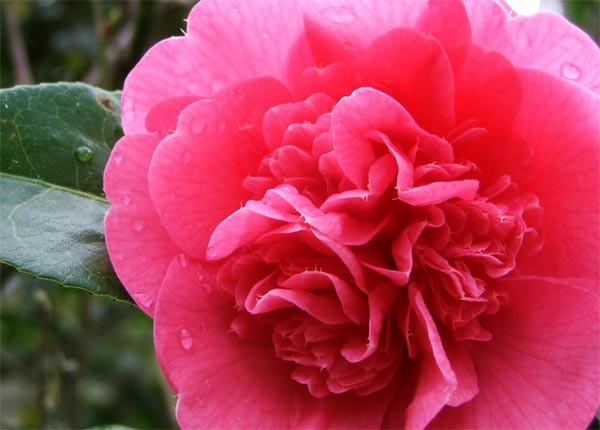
[
  {"left": 178, "top": 253, "right": 188, "bottom": 268},
  {"left": 75, "top": 145, "right": 94, "bottom": 162},
  {"left": 113, "top": 153, "right": 123, "bottom": 165},
  {"left": 178, "top": 329, "right": 193, "bottom": 350},
  {"left": 234, "top": 87, "right": 244, "bottom": 98},
  {"left": 320, "top": 6, "right": 357, "bottom": 24},
  {"left": 195, "top": 269, "right": 204, "bottom": 281},
  {"left": 133, "top": 220, "right": 144, "bottom": 232},
  {"left": 115, "top": 253, "right": 124, "bottom": 262},
  {"left": 134, "top": 292, "right": 154, "bottom": 309},
  {"left": 121, "top": 194, "right": 131, "bottom": 206},
  {"left": 560, "top": 62, "right": 581, "bottom": 81}
]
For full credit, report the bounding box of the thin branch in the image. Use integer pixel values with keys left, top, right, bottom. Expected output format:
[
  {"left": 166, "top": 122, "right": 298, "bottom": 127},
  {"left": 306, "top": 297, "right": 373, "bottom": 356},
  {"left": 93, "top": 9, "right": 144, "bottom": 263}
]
[{"left": 2, "top": 1, "right": 33, "bottom": 84}]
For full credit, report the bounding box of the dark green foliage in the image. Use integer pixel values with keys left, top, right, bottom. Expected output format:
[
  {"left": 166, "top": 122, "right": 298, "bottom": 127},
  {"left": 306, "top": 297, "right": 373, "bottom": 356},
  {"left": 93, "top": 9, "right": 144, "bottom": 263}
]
[
  {"left": 563, "top": 0, "right": 600, "bottom": 42},
  {"left": 0, "top": 83, "right": 129, "bottom": 301},
  {"left": 0, "top": 83, "right": 122, "bottom": 196}
]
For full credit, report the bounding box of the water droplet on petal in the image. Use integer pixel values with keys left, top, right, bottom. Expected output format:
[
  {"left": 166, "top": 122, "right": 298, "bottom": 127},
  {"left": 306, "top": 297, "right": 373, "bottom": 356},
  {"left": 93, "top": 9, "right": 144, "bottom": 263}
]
[
  {"left": 178, "top": 254, "right": 188, "bottom": 268},
  {"left": 320, "top": 6, "right": 356, "bottom": 24},
  {"left": 121, "top": 194, "right": 131, "bottom": 206},
  {"left": 75, "top": 146, "right": 94, "bottom": 162},
  {"left": 133, "top": 220, "right": 144, "bottom": 232},
  {"left": 560, "top": 62, "right": 581, "bottom": 80},
  {"left": 134, "top": 292, "right": 153, "bottom": 309},
  {"left": 178, "top": 329, "right": 193, "bottom": 350},
  {"left": 113, "top": 153, "right": 123, "bottom": 165}
]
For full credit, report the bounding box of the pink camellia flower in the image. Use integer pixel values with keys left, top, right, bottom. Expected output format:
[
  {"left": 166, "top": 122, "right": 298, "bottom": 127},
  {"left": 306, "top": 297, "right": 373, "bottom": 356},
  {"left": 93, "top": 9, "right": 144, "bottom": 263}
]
[{"left": 104, "top": 0, "right": 600, "bottom": 428}]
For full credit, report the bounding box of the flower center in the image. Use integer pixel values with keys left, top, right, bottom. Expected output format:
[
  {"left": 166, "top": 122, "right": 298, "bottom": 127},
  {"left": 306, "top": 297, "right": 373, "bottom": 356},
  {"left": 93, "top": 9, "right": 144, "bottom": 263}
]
[{"left": 209, "top": 98, "right": 544, "bottom": 397}]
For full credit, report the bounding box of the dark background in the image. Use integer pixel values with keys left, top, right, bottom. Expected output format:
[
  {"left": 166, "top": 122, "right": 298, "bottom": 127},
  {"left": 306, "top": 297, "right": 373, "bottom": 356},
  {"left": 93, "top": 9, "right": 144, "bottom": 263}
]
[{"left": 1, "top": 1, "right": 598, "bottom": 428}]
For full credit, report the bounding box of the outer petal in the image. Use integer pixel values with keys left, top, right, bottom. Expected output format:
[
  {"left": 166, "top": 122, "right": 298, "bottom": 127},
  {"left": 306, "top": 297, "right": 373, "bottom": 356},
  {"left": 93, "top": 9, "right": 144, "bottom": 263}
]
[
  {"left": 104, "top": 134, "right": 179, "bottom": 316},
  {"left": 463, "top": 0, "right": 600, "bottom": 94},
  {"left": 514, "top": 70, "right": 600, "bottom": 290},
  {"left": 303, "top": 0, "right": 470, "bottom": 62},
  {"left": 148, "top": 78, "right": 292, "bottom": 259},
  {"left": 154, "top": 258, "right": 399, "bottom": 429},
  {"left": 122, "top": 0, "right": 312, "bottom": 134},
  {"left": 430, "top": 278, "right": 600, "bottom": 429}
]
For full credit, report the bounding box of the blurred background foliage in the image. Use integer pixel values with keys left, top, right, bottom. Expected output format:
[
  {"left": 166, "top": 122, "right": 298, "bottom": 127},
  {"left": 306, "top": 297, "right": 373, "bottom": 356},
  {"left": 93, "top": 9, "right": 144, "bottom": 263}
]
[
  {"left": 0, "top": 0, "right": 598, "bottom": 429},
  {"left": 2, "top": 1, "right": 194, "bottom": 428}
]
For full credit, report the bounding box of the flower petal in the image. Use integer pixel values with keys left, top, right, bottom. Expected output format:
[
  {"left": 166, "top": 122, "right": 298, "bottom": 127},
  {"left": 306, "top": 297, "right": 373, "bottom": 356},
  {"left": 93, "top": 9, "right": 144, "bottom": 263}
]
[
  {"left": 464, "top": 0, "right": 600, "bottom": 94},
  {"left": 155, "top": 258, "right": 398, "bottom": 429},
  {"left": 404, "top": 287, "right": 457, "bottom": 429},
  {"left": 148, "top": 78, "right": 292, "bottom": 258},
  {"left": 514, "top": 69, "right": 600, "bottom": 290},
  {"left": 303, "top": 0, "right": 470, "bottom": 62},
  {"left": 360, "top": 28, "right": 455, "bottom": 134},
  {"left": 397, "top": 180, "right": 480, "bottom": 206},
  {"left": 122, "top": 0, "right": 311, "bottom": 134},
  {"left": 104, "top": 134, "right": 179, "bottom": 316},
  {"left": 453, "top": 46, "right": 522, "bottom": 135},
  {"left": 431, "top": 278, "right": 600, "bottom": 429},
  {"left": 330, "top": 87, "right": 434, "bottom": 189}
]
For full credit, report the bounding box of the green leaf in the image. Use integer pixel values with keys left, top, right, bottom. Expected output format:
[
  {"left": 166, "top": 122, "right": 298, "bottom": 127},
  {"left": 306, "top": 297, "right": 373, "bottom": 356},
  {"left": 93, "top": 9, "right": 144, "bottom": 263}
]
[
  {"left": 0, "top": 83, "right": 130, "bottom": 303},
  {"left": 1, "top": 82, "right": 122, "bottom": 196}
]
